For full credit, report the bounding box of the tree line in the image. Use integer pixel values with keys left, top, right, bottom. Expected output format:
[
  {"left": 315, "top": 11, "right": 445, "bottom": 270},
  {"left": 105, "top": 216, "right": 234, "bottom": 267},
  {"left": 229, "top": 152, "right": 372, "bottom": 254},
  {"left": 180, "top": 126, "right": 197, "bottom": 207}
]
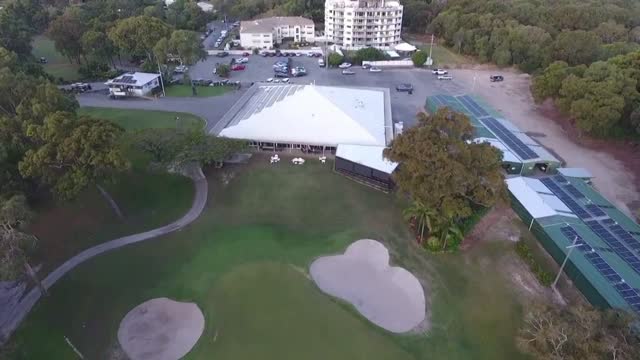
[
  {"left": 531, "top": 51, "right": 640, "bottom": 137},
  {"left": 429, "top": 0, "right": 640, "bottom": 73},
  {"left": 0, "top": 0, "right": 212, "bottom": 81},
  {"left": 428, "top": 0, "right": 640, "bottom": 138}
]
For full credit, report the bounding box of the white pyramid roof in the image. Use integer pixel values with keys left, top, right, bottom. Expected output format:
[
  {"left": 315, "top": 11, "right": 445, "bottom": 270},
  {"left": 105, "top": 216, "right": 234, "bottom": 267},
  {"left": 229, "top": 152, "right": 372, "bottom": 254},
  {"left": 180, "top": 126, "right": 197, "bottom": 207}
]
[{"left": 220, "top": 85, "right": 387, "bottom": 147}]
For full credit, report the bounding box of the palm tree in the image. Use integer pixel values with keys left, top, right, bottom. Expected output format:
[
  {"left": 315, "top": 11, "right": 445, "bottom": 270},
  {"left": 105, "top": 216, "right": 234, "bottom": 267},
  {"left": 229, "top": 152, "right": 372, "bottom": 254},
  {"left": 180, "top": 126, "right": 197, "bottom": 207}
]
[
  {"left": 403, "top": 200, "right": 436, "bottom": 243},
  {"left": 438, "top": 220, "right": 463, "bottom": 251}
]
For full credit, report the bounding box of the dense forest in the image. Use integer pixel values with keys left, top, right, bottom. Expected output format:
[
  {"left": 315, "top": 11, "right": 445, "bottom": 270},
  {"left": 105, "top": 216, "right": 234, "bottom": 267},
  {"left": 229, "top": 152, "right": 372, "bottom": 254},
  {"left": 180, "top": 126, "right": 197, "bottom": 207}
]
[
  {"left": 429, "top": 0, "right": 640, "bottom": 138},
  {"left": 429, "top": 0, "right": 640, "bottom": 72}
]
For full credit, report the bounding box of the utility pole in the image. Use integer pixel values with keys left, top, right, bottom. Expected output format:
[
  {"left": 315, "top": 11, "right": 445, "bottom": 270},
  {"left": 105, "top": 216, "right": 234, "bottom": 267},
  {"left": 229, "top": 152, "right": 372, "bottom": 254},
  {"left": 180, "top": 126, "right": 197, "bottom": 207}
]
[{"left": 552, "top": 236, "right": 583, "bottom": 291}]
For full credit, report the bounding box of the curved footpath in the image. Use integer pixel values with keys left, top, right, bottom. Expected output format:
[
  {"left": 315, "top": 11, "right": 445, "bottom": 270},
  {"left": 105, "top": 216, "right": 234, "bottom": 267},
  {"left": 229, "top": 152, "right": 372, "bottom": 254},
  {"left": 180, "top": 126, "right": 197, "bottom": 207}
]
[{"left": 0, "top": 166, "right": 209, "bottom": 343}]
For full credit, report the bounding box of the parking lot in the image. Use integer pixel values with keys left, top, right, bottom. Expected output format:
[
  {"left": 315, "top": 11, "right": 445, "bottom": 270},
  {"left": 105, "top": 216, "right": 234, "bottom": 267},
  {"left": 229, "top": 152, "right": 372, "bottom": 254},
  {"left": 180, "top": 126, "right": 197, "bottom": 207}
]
[
  {"left": 201, "top": 20, "right": 235, "bottom": 50},
  {"left": 188, "top": 54, "right": 466, "bottom": 127}
]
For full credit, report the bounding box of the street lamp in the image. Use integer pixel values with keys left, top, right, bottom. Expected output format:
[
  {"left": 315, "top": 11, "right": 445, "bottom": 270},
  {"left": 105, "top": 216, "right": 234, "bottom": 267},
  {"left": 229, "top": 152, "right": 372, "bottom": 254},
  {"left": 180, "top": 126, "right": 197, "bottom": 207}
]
[{"left": 552, "top": 236, "right": 584, "bottom": 291}]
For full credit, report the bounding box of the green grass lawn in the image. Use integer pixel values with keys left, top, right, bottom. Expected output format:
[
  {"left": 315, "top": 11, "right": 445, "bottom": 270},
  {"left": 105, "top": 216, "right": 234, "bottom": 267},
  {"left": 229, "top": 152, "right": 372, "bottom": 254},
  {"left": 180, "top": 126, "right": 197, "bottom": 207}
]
[
  {"left": 27, "top": 109, "right": 204, "bottom": 273},
  {"left": 78, "top": 107, "right": 205, "bottom": 131},
  {"left": 10, "top": 157, "right": 527, "bottom": 360},
  {"left": 31, "top": 35, "right": 80, "bottom": 81},
  {"left": 164, "top": 84, "right": 232, "bottom": 97}
]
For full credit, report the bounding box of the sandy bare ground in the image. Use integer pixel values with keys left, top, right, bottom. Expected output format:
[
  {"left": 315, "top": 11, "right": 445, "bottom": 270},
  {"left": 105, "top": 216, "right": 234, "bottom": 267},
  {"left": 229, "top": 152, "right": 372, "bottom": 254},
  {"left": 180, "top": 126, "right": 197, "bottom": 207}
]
[
  {"left": 310, "top": 239, "right": 427, "bottom": 333},
  {"left": 450, "top": 67, "right": 638, "bottom": 216},
  {"left": 117, "top": 298, "right": 205, "bottom": 360}
]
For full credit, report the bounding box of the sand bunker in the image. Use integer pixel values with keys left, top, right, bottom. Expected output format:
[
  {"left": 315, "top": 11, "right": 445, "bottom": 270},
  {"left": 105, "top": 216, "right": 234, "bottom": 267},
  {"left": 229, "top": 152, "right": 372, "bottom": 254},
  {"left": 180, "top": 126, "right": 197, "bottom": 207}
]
[
  {"left": 310, "top": 239, "right": 426, "bottom": 333},
  {"left": 117, "top": 297, "right": 205, "bottom": 360}
]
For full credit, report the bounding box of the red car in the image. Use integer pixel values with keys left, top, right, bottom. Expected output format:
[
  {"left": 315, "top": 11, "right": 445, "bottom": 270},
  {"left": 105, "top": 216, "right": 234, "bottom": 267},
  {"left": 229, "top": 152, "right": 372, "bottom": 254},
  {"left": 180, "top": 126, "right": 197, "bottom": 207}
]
[
  {"left": 242, "top": 52, "right": 251, "bottom": 57},
  {"left": 231, "top": 64, "right": 246, "bottom": 71}
]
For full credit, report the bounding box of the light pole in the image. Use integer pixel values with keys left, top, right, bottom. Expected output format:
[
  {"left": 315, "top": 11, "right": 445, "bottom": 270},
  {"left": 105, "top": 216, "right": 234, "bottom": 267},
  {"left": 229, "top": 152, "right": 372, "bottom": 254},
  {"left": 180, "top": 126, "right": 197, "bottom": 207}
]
[{"left": 552, "top": 236, "right": 583, "bottom": 291}]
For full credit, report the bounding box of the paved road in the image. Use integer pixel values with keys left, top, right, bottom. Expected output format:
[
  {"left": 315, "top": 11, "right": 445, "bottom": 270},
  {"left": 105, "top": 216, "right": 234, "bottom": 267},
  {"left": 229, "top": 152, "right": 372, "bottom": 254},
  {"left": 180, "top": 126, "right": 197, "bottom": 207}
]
[
  {"left": 78, "top": 90, "right": 247, "bottom": 133},
  {"left": 0, "top": 166, "right": 209, "bottom": 343}
]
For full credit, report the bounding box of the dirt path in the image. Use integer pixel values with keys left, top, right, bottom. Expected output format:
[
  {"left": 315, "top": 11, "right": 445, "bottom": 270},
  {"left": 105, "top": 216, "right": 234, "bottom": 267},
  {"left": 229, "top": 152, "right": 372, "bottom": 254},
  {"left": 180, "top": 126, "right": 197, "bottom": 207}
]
[
  {"left": 460, "top": 206, "right": 514, "bottom": 251},
  {"left": 0, "top": 165, "right": 209, "bottom": 344},
  {"left": 451, "top": 66, "right": 639, "bottom": 216}
]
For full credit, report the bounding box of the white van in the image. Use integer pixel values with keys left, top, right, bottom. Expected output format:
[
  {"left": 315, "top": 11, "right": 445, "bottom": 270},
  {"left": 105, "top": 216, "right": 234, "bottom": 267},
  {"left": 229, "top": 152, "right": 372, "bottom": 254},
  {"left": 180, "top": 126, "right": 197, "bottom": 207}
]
[{"left": 318, "top": 58, "right": 325, "bottom": 67}]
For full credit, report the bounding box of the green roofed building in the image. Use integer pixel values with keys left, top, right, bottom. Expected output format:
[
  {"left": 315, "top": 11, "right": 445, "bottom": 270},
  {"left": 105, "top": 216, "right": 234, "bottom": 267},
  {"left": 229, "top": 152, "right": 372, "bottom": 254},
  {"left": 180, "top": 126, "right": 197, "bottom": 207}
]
[
  {"left": 507, "top": 173, "right": 640, "bottom": 314},
  {"left": 426, "top": 94, "right": 561, "bottom": 175}
]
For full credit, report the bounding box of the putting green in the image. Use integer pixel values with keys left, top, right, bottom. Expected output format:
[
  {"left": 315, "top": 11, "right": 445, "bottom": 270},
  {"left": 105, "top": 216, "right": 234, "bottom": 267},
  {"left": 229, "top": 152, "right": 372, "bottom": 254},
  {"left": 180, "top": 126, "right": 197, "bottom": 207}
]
[{"left": 199, "top": 262, "right": 412, "bottom": 360}]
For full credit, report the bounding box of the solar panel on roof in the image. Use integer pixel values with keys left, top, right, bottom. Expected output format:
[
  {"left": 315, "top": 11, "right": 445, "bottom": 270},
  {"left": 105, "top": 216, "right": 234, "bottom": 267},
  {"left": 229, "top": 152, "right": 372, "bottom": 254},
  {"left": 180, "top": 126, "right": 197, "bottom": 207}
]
[
  {"left": 610, "top": 225, "right": 640, "bottom": 251},
  {"left": 460, "top": 95, "right": 490, "bottom": 117},
  {"left": 481, "top": 117, "right": 538, "bottom": 160},
  {"left": 564, "top": 184, "right": 585, "bottom": 199},
  {"left": 602, "top": 218, "right": 616, "bottom": 225},
  {"left": 586, "top": 204, "right": 607, "bottom": 217},
  {"left": 553, "top": 175, "right": 568, "bottom": 184},
  {"left": 584, "top": 220, "right": 640, "bottom": 276}
]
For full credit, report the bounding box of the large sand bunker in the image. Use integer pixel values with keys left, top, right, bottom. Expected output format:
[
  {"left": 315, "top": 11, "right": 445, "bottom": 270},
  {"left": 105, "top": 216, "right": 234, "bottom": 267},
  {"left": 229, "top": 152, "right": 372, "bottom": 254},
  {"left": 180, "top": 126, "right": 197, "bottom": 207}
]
[
  {"left": 117, "top": 297, "right": 205, "bottom": 360},
  {"left": 310, "top": 239, "right": 426, "bottom": 333}
]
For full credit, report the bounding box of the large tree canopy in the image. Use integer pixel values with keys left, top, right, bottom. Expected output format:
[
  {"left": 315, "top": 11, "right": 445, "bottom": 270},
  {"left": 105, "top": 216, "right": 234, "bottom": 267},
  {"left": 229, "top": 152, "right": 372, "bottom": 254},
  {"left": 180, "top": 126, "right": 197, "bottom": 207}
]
[
  {"left": 19, "top": 112, "right": 128, "bottom": 200},
  {"left": 384, "top": 109, "right": 506, "bottom": 223},
  {"left": 167, "top": 30, "right": 205, "bottom": 65},
  {"left": 532, "top": 51, "right": 640, "bottom": 137},
  {"left": 47, "top": 7, "right": 87, "bottom": 63},
  {"left": 108, "top": 15, "right": 172, "bottom": 59}
]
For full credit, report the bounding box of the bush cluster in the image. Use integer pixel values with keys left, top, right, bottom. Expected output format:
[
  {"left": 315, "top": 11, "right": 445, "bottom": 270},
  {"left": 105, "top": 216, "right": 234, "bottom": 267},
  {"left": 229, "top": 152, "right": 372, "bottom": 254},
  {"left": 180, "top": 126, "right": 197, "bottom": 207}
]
[{"left": 515, "top": 241, "right": 554, "bottom": 286}]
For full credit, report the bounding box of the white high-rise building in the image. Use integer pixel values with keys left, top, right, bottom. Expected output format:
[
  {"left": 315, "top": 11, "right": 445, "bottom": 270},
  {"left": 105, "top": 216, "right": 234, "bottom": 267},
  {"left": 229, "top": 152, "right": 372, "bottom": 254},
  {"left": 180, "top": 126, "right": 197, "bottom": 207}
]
[{"left": 325, "top": 0, "right": 403, "bottom": 50}]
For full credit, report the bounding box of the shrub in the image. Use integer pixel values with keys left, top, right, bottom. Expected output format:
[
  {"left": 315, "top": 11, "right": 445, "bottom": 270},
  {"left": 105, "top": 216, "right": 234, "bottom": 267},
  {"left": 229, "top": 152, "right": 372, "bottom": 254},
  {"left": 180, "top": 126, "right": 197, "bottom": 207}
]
[
  {"left": 355, "top": 47, "right": 386, "bottom": 62},
  {"left": 252, "top": 48, "right": 259, "bottom": 55},
  {"left": 216, "top": 63, "right": 230, "bottom": 78},
  {"left": 327, "top": 52, "right": 344, "bottom": 67},
  {"left": 412, "top": 51, "right": 428, "bottom": 67},
  {"left": 515, "top": 241, "right": 554, "bottom": 286},
  {"left": 78, "top": 61, "right": 112, "bottom": 80}
]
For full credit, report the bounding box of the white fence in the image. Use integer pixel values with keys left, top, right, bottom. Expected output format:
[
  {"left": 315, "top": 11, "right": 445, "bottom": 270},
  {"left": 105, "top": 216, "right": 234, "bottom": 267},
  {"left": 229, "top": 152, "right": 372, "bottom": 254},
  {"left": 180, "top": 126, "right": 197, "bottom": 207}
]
[{"left": 362, "top": 59, "right": 414, "bottom": 68}]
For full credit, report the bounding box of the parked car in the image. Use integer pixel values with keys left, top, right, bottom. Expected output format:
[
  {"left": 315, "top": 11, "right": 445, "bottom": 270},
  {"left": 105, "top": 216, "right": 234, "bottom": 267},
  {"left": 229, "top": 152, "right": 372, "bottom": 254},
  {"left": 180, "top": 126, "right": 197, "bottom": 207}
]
[
  {"left": 362, "top": 63, "right": 371, "bottom": 69},
  {"left": 274, "top": 71, "right": 289, "bottom": 78},
  {"left": 231, "top": 64, "right": 246, "bottom": 71},
  {"left": 490, "top": 75, "right": 504, "bottom": 82},
  {"left": 39, "top": 57, "right": 47, "bottom": 64},
  {"left": 216, "top": 52, "right": 229, "bottom": 57},
  {"left": 395, "top": 83, "right": 413, "bottom": 92},
  {"left": 242, "top": 52, "right": 251, "bottom": 57},
  {"left": 318, "top": 58, "right": 325, "bottom": 67},
  {"left": 342, "top": 69, "right": 355, "bottom": 75},
  {"left": 236, "top": 57, "right": 249, "bottom": 64},
  {"left": 369, "top": 67, "right": 382, "bottom": 73},
  {"left": 281, "top": 78, "right": 290, "bottom": 83},
  {"left": 266, "top": 78, "right": 274, "bottom": 82},
  {"left": 261, "top": 51, "right": 269, "bottom": 57},
  {"left": 70, "top": 82, "right": 92, "bottom": 93},
  {"left": 437, "top": 75, "right": 453, "bottom": 80},
  {"left": 338, "top": 62, "right": 352, "bottom": 69},
  {"left": 174, "top": 65, "right": 188, "bottom": 73},
  {"left": 292, "top": 66, "right": 307, "bottom": 77},
  {"left": 432, "top": 68, "right": 448, "bottom": 75}
]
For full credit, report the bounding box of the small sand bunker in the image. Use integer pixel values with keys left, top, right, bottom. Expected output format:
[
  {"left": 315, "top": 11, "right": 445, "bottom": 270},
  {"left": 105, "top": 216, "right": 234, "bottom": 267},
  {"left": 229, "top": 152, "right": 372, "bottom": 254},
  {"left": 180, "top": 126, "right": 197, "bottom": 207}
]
[
  {"left": 117, "top": 297, "right": 205, "bottom": 360},
  {"left": 310, "top": 239, "right": 426, "bottom": 333}
]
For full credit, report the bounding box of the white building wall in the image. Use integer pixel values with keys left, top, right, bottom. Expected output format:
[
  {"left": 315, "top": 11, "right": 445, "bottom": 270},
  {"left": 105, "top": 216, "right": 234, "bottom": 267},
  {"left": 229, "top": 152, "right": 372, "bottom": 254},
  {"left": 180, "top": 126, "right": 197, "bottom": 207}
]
[
  {"left": 325, "top": 0, "right": 403, "bottom": 50},
  {"left": 240, "top": 32, "right": 274, "bottom": 49}
]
